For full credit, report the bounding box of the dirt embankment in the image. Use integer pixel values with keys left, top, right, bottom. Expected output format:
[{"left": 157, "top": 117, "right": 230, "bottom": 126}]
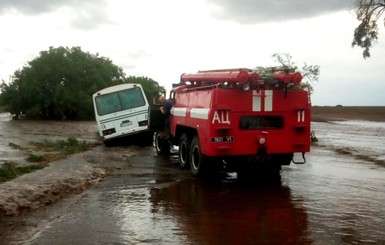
[
  {"left": 0, "top": 145, "right": 138, "bottom": 216},
  {"left": 311, "top": 106, "right": 385, "bottom": 122}
]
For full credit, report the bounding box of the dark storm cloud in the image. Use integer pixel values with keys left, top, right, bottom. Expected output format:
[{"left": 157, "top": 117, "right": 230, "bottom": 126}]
[
  {"left": 208, "top": 0, "right": 354, "bottom": 23},
  {"left": 0, "top": 0, "right": 111, "bottom": 30}
]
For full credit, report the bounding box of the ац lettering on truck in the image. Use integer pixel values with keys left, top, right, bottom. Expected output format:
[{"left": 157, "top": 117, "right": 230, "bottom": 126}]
[{"left": 154, "top": 68, "right": 311, "bottom": 177}]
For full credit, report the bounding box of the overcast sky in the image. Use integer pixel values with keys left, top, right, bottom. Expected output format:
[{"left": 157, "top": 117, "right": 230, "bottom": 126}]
[{"left": 1, "top": 0, "right": 384, "bottom": 106}]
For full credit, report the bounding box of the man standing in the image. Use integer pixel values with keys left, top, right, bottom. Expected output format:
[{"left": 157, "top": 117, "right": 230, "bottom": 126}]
[{"left": 159, "top": 96, "right": 172, "bottom": 139}]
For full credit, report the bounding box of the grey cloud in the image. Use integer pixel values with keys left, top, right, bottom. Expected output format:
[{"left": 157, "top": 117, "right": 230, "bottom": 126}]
[
  {"left": 207, "top": 0, "right": 354, "bottom": 23},
  {"left": 0, "top": 0, "right": 111, "bottom": 30},
  {"left": 1, "top": 0, "right": 57, "bottom": 14},
  {"left": 1, "top": 0, "right": 98, "bottom": 14},
  {"left": 68, "top": 2, "right": 113, "bottom": 30}
]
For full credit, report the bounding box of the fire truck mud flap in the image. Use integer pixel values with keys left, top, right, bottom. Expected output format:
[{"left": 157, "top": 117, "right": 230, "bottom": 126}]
[
  {"left": 229, "top": 153, "right": 292, "bottom": 180},
  {"left": 236, "top": 160, "right": 282, "bottom": 181},
  {"left": 245, "top": 152, "right": 293, "bottom": 166}
]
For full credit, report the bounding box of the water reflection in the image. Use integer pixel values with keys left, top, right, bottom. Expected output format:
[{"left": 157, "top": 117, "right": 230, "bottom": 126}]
[
  {"left": 285, "top": 146, "right": 385, "bottom": 244},
  {"left": 150, "top": 177, "right": 311, "bottom": 244}
]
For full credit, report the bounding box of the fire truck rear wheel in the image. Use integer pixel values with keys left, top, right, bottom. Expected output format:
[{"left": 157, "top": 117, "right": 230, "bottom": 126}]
[
  {"left": 178, "top": 133, "right": 190, "bottom": 169},
  {"left": 190, "top": 136, "right": 207, "bottom": 176}
]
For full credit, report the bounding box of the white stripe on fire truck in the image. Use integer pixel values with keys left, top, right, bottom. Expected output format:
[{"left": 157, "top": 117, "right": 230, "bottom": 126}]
[
  {"left": 171, "top": 107, "right": 187, "bottom": 117},
  {"left": 190, "top": 108, "right": 210, "bottom": 119},
  {"left": 297, "top": 110, "right": 305, "bottom": 122},
  {"left": 265, "top": 90, "right": 273, "bottom": 112},
  {"left": 252, "top": 90, "right": 261, "bottom": 112},
  {"left": 252, "top": 90, "right": 273, "bottom": 112}
]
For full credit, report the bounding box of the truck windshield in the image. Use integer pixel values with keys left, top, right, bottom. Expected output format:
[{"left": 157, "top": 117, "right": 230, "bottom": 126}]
[{"left": 95, "top": 87, "right": 146, "bottom": 116}]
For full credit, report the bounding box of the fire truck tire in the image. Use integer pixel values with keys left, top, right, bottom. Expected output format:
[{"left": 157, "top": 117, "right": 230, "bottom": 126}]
[
  {"left": 178, "top": 133, "right": 190, "bottom": 169},
  {"left": 190, "top": 136, "right": 208, "bottom": 176},
  {"left": 154, "top": 132, "right": 170, "bottom": 155}
]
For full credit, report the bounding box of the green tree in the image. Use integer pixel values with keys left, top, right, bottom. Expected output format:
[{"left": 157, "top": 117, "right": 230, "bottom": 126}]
[
  {"left": 0, "top": 46, "right": 126, "bottom": 120},
  {"left": 271, "top": 53, "right": 320, "bottom": 92},
  {"left": 352, "top": 0, "right": 385, "bottom": 58},
  {"left": 124, "top": 76, "right": 165, "bottom": 104}
]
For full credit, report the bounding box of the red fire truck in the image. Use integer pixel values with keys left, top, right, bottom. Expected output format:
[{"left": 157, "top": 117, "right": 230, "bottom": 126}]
[{"left": 154, "top": 67, "right": 311, "bottom": 177}]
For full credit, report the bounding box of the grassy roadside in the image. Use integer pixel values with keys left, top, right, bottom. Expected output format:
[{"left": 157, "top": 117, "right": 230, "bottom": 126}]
[
  {"left": 0, "top": 162, "right": 46, "bottom": 182},
  {"left": 0, "top": 137, "right": 98, "bottom": 183},
  {"left": 312, "top": 106, "right": 385, "bottom": 122}
]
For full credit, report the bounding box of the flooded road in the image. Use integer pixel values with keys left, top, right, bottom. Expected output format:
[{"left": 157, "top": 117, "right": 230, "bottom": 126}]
[
  {"left": 1, "top": 120, "right": 385, "bottom": 244},
  {"left": 0, "top": 113, "right": 99, "bottom": 167}
]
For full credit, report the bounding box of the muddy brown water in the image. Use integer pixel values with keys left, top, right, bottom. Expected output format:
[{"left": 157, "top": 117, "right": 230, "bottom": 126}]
[
  {"left": 0, "top": 113, "right": 99, "bottom": 166},
  {"left": 0, "top": 114, "right": 384, "bottom": 244}
]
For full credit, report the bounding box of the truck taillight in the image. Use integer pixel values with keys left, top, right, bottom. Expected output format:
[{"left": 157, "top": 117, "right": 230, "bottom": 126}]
[
  {"left": 138, "top": 120, "right": 148, "bottom": 127},
  {"left": 102, "top": 128, "right": 116, "bottom": 136}
]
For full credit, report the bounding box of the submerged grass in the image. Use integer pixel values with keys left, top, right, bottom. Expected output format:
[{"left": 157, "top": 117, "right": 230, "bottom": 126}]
[
  {"left": 0, "top": 162, "right": 46, "bottom": 183},
  {"left": 1, "top": 137, "right": 96, "bottom": 182},
  {"left": 31, "top": 137, "right": 91, "bottom": 157}
]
